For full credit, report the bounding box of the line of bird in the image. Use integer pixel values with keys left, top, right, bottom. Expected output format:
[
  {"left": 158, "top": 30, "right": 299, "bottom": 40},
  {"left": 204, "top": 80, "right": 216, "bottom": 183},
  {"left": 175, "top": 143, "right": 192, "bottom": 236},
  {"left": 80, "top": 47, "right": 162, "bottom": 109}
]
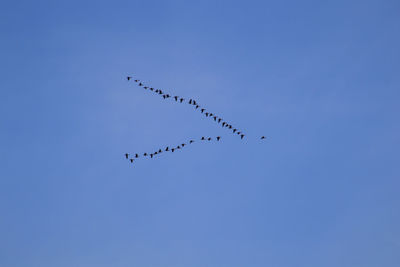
[
  {"left": 125, "top": 136, "right": 223, "bottom": 163},
  {"left": 127, "top": 76, "right": 247, "bottom": 139}
]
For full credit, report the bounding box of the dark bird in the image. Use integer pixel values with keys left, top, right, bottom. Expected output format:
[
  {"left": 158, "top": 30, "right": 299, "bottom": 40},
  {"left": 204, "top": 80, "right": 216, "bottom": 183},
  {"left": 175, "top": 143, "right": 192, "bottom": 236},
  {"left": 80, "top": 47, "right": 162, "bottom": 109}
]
[
  {"left": 179, "top": 98, "right": 184, "bottom": 103},
  {"left": 150, "top": 154, "right": 154, "bottom": 158},
  {"left": 205, "top": 112, "right": 209, "bottom": 117},
  {"left": 189, "top": 140, "right": 194, "bottom": 144},
  {"left": 144, "top": 86, "right": 148, "bottom": 89},
  {"left": 213, "top": 116, "right": 217, "bottom": 121},
  {"left": 177, "top": 146, "right": 181, "bottom": 149},
  {"left": 139, "top": 82, "right": 143, "bottom": 86},
  {"left": 201, "top": 109, "right": 205, "bottom": 113},
  {"left": 165, "top": 146, "right": 169, "bottom": 151},
  {"left": 218, "top": 118, "right": 222, "bottom": 123},
  {"left": 195, "top": 105, "right": 199, "bottom": 109},
  {"left": 225, "top": 124, "right": 229, "bottom": 128},
  {"left": 261, "top": 136, "right": 266, "bottom": 139},
  {"left": 159, "top": 90, "right": 163, "bottom": 94},
  {"left": 135, "top": 154, "right": 139, "bottom": 158},
  {"left": 158, "top": 91, "right": 163, "bottom": 95},
  {"left": 130, "top": 159, "right": 134, "bottom": 163},
  {"left": 189, "top": 99, "right": 192, "bottom": 104},
  {"left": 127, "top": 76, "right": 132, "bottom": 80},
  {"left": 158, "top": 149, "right": 162, "bottom": 153},
  {"left": 171, "top": 148, "right": 175, "bottom": 152},
  {"left": 228, "top": 125, "right": 232, "bottom": 129},
  {"left": 222, "top": 122, "right": 226, "bottom": 127},
  {"left": 241, "top": 134, "right": 245, "bottom": 139},
  {"left": 217, "top": 136, "right": 221, "bottom": 141},
  {"left": 181, "top": 143, "right": 186, "bottom": 147},
  {"left": 233, "top": 129, "right": 237, "bottom": 133},
  {"left": 134, "top": 79, "right": 140, "bottom": 82},
  {"left": 237, "top": 131, "right": 241, "bottom": 135},
  {"left": 154, "top": 152, "right": 158, "bottom": 155},
  {"left": 209, "top": 113, "right": 213, "bottom": 117},
  {"left": 208, "top": 137, "right": 212, "bottom": 141},
  {"left": 150, "top": 88, "right": 154, "bottom": 91},
  {"left": 201, "top": 137, "right": 205, "bottom": 140},
  {"left": 125, "top": 153, "right": 129, "bottom": 159},
  {"left": 155, "top": 89, "right": 159, "bottom": 93},
  {"left": 144, "top": 153, "right": 148, "bottom": 156},
  {"left": 166, "top": 94, "right": 170, "bottom": 98},
  {"left": 163, "top": 95, "right": 167, "bottom": 99},
  {"left": 174, "top": 96, "right": 179, "bottom": 101},
  {"left": 193, "top": 100, "right": 197, "bottom": 105}
]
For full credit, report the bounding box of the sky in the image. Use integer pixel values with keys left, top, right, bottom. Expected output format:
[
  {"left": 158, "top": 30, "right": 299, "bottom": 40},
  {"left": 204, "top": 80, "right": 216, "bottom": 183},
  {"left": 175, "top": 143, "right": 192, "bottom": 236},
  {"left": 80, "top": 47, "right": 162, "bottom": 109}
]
[{"left": 1, "top": 0, "right": 399, "bottom": 266}]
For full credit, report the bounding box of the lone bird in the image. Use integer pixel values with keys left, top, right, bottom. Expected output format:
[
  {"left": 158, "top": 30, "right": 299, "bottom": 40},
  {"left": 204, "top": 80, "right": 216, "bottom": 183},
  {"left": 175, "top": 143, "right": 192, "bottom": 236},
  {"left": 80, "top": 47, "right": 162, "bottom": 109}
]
[
  {"left": 125, "top": 153, "right": 129, "bottom": 159},
  {"left": 217, "top": 136, "right": 221, "bottom": 141}
]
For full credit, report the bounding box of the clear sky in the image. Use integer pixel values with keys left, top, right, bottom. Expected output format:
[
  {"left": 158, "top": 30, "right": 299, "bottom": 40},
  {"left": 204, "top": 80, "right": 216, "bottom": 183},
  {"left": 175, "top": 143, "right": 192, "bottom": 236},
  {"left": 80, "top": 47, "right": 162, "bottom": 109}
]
[{"left": 1, "top": 0, "right": 399, "bottom": 266}]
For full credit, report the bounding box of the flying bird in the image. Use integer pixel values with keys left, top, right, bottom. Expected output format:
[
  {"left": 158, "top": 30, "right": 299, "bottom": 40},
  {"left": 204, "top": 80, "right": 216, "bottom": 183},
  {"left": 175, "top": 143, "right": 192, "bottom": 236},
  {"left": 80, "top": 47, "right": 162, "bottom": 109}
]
[
  {"left": 144, "top": 86, "right": 148, "bottom": 89},
  {"left": 180, "top": 98, "right": 184, "bottom": 103},
  {"left": 241, "top": 134, "right": 245, "bottom": 139},
  {"left": 233, "top": 129, "right": 237, "bottom": 133},
  {"left": 189, "top": 140, "right": 194, "bottom": 144},
  {"left": 182, "top": 144, "right": 186, "bottom": 147},
  {"left": 125, "top": 153, "right": 129, "bottom": 159},
  {"left": 130, "top": 159, "right": 134, "bottom": 163},
  {"left": 134, "top": 79, "right": 140, "bottom": 82},
  {"left": 201, "top": 137, "right": 205, "bottom": 140},
  {"left": 218, "top": 118, "right": 222, "bottom": 123},
  {"left": 165, "top": 147, "right": 169, "bottom": 151},
  {"left": 189, "top": 99, "right": 192, "bottom": 104},
  {"left": 171, "top": 148, "right": 175, "bottom": 152},
  {"left": 144, "top": 153, "right": 148, "bottom": 156},
  {"left": 217, "top": 136, "right": 221, "bottom": 141},
  {"left": 201, "top": 109, "right": 205, "bottom": 113},
  {"left": 208, "top": 137, "right": 212, "bottom": 141},
  {"left": 158, "top": 149, "right": 162, "bottom": 153},
  {"left": 261, "top": 136, "right": 266, "bottom": 139},
  {"left": 139, "top": 82, "right": 143, "bottom": 86},
  {"left": 150, "top": 154, "right": 154, "bottom": 158},
  {"left": 195, "top": 105, "right": 199, "bottom": 109},
  {"left": 205, "top": 112, "right": 209, "bottom": 117},
  {"left": 135, "top": 154, "right": 139, "bottom": 158},
  {"left": 127, "top": 76, "right": 132, "bottom": 80}
]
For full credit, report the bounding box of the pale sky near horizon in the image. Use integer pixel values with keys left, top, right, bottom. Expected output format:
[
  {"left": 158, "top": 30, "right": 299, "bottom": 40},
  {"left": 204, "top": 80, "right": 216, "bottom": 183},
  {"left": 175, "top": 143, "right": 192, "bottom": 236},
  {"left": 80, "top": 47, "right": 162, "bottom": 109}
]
[{"left": 1, "top": 0, "right": 399, "bottom": 266}]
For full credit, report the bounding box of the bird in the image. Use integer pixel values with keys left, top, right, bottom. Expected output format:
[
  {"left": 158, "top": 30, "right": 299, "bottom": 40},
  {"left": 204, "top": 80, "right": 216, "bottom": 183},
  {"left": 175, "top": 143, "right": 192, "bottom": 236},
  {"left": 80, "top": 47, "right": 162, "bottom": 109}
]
[
  {"left": 193, "top": 100, "right": 197, "bottom": 105},
  {"left": 130, "top": 159, "right": 134, "bottom": 163},
  {"left": 261, "top": 136, "right": 266, "bottom": 139},
  {"left": 201, "top": 137, "right": 205, "bottom": 140},
  {"left": 154, "top": 151, "right": 158, "bottom": 155},
  {"left": 218, "top": 118, "right": 222, "bottom": 123},
  {"left": 139, "top": 82, "right": 143, "bottom": 86},
  {"left": 189, "top": 140, "right": 194, "bottom": 144},
  {"left": 150, "top": 154, "right": 154, "bottom": 158},
  {"left": 201, "top": 109, "right": 205, "bottom": 113},
  {"left": 205, "top": 112, "right": 209, "bottom": 117},
  {"left": 213, "top": 116, "right": 217, "bottom": 121},
  {"left": 217, "top": 136, "right": 221, "bottom": 141},
  {"left": 241, "top": 134, "right": 245, "bottom": 139},
  {"left": 165, "top": 94, "right": 170, "bottom": 98},
  {"left": 158, "top": 149, "right": 162, "bottom": 153},
  {"left": 134, "top": 79, "right": 140, "bottom": 82},
  {"left": 233, "top": 129, "right": 237, "bottom": 133},
  {"left": 177, "top": 146, "right": 181, "bottom": 149},
  {"left": 174, "top": 96, "right": 179, "bottom": 101},
  {"left": 159, "top": 90, "right": 163, "bottom": 94},
  {"left": 189, "top": 99, "right": 192, "bottom": 104},
  {"left": 195, "top": 105, "right": 199, "bottom": 109},
  {"left": 165, "top": 147, "right": 169, "bottom": 151},
  {"left": 144, "top": 86, "right": 148, "bottom": 89},
  {"left": 171, "top": 148, "right": 175, "bottom": 152},
  {"left": 209, "top": 113, "right": 213, "bottom": 117},
  {"left": 222, "top": 122, "right": 226, "bottom": 127},
  {"left": 155, "top": 89, "right": 159, "bottom": 93},
  {"left": 182, "top": 143, "right": 186, "bottom": 147},
  {"left": 163, "top": 95, "right": 167, "bottom": 99},
  {"left": 228, "top": 125, "right": 232, "bottom": 129},
  {"left": 144, "top": 153, "right": 148, "bottom": 156},
  {"left": 135, "top": 154, "right": 139, "bottom": 158},
  {"left": 179, "top": 98, "right": 184, "bottom": 103},
  {"left": 125, "top": 153, "right": 129, "bottom": 159},
  {"left": 127, "top": 76, "right": 132, "bottom": 80},
  {"left": 150, "top": 88, "right": 154, "bottom": 91},
  {"left": 237, "top": 131, "right": 241, "bottom": 135},
  {"left": 208, "top": 137, "right": 212, "bottom": 141}
]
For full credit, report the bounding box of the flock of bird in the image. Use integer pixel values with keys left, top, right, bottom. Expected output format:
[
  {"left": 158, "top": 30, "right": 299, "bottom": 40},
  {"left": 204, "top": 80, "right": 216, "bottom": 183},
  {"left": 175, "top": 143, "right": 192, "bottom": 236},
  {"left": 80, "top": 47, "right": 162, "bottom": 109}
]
[{"left": 125, "top": 76, "right": 266, "bottom": 164}]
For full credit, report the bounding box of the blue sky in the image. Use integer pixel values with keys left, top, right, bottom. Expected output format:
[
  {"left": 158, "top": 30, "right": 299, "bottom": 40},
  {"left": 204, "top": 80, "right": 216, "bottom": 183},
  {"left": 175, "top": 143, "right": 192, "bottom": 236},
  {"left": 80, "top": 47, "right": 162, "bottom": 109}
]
[{"left": 1, "top": 0, "right": 399, "bottom": 266}]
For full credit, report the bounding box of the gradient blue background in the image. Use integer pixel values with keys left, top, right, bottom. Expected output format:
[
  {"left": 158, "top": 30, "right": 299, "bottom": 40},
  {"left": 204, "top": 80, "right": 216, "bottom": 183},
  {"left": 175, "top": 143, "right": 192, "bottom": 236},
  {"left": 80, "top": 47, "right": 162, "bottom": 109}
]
[{"left": 1, "top": 0, "right": 399, "bottom": 266}]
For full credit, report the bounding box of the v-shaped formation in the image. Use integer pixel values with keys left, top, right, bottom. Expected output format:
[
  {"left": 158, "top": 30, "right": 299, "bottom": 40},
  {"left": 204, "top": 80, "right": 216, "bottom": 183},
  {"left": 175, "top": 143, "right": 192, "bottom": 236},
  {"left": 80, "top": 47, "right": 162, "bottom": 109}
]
[{"left": 125, "top": 76, "right": 267, "bottom": 164}]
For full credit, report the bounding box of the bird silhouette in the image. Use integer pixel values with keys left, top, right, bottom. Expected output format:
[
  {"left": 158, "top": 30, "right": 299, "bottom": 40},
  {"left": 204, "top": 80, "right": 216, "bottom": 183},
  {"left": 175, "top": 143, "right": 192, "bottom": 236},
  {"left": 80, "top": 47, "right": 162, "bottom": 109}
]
[
  {"left": 130, "top": 159, "right": 134, "bottom": 163},
  {"left": 189, "top": 99, "right": 192, "bottom": 104},
  {"left": 177, "top": 146, "right": 181, "bottom": 149},
  {"left": 241, "top": 134, "right": 245, "bottom": 139},
  {"left": 208, "top": 137, "right": 211, "bottom": 141},
  {"left": 150, "top": 154, "right": 154, "bottom": 158},
  {"left": 213, "top": 116, "right": 217, "bottom": 121},
  {"left": 174, "top": 96, "right": 179, "bottom": 101},
  {"left": 150, "top": 88, "right": 154, "bottom": 91},
  {"left": 201, "top": 109, "right": 205, "bottom": 113},
  {"left": 182, "top": 144, "right": 186, "bottom": 147},
  {"left": 163, "top": 95, "right": 167, "bottom": 99},
  {"left": 195, "top": 105, "right": 199, "bottom": 109},
  {"left": 193, "top": 100, "right": 197, "bottom": 105},
  {"left": 144, "top": 86, "right": 148, "bottom": 89},
  {"left": 144, "top": 153, "right": 148, "bottom": 156},
  {"left": 217, "top": 136, "right": 221, "bottom": 141},
  {"left": 179, "top": 98, "right": 184, "bottom": 103},
  {"left": 139, "top": 82, "right": 143, "bottom": 86},
  {"left": 155, "top": 89, "right": 159, "bottom": 93},
  {"left": 189, "top": 140, "right": 194, "bottom": 144},
  {"left": 127, "top": 76, "right": 132, "bottom": 80},
  {"left": 222, "top": 122, "right": 226, "bottom": 127},
  {"left": 205, "top": 112, "right": 209, "bottom": 117},
  {"left": 228, "top": 125, "right": 232, "bottom": 129},
  {"left": 125, "top": 153, "right": 129, "bottom": 159},
  {"left": 171, "top": 148, "right": 175, "bottom": 152},
  {"left": 134, "top": 79, "right": 139, "bottom": 82},
  {"left": 158, "top": 149, "right": 162, "bottom": 153},
  {"left": 135, "top": 154, "right": 139, "bottom": 158},
  {"left": 165, "top": 147, "right": 169, "bottom": 151},
  {"left": 218, "top": 118, "right": 222, "bottom": 123},
  {"left": 201, "top": 137, "right": 205, "bottom": 140},
  {"left": 154, "top": 152, "right": 158, "bottom": 155},
  {"left": 233, "top": 129, "right": 237, "bottom": 133},
  {"left": 261, "top": 136, "right": 266, "bottom": 139},
  {"left": 237, "top": 131, "right": 241, "bottom": 135}
]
